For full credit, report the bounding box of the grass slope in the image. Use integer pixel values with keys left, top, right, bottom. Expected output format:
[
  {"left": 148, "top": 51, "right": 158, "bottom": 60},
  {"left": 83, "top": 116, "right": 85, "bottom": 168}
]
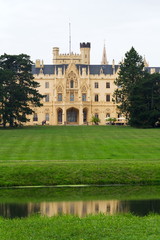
[
  {"left": 0, "top": 126, "right": 160, "bottom": 186},
  {"left": 0, "top": 214, "right": 160, "bottom": 240},
  {"left": 0, "top": 125, "right": 159, "bottom": 161}
]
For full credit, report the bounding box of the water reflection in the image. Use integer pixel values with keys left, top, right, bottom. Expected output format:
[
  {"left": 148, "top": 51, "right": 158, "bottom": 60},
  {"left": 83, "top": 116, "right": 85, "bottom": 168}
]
[
  {"left": 30, "top": 200, "right": 127, "bottom": 217},
  {"left": 0, "top": 199, "right": 160, "bottom": 218}
]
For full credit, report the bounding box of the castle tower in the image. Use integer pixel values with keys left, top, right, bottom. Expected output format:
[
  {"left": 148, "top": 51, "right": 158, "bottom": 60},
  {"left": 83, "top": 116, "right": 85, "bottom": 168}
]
[
  {"left": 53, "top": 47, "right": 59, "bottom": 64},
  {"left": 80, "top": 42, "right": 91, "bottom": 65},
  {"left": 101, "top": 43, "right": 108, "bottom": 65}
]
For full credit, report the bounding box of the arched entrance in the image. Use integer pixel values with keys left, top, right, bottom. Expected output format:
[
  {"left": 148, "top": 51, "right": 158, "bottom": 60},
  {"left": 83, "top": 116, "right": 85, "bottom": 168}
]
[
  {"left": 57, "top": 108, "right": 63, "bottom": 124},
  {"left": 83, "top": 108, "right": 88, "bottom": 124},
  {"left": 67, "top": 108, "right": 79, "bottom": 124}
]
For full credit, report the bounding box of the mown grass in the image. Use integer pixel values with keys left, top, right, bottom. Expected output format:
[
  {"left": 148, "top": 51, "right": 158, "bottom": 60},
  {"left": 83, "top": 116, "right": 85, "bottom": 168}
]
[
  {"left": 0, "top": 125, "right": 159, "bottom": 161},
  {"left": 0, "top": 125, "right": 160, "bottom": 186},
  {"left": 0, "top": 214, "right": 160, "bottom": 240}
]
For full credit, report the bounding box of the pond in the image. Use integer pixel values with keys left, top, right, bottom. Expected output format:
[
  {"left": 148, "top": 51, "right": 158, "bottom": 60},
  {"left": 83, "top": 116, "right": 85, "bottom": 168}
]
[{"left": 0, "top": 185, "right": 160, "bottom": 218}]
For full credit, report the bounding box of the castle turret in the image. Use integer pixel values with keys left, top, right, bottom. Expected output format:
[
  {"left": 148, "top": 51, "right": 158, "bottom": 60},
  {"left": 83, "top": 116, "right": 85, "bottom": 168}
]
[
  {"left": 53, "top": 47, "right": 59, "bottom": 64},
  {"left": 80, "top": 42, "right": 91, "bottom": 65},
  {"left": 35, "top": 59, "right": 44, "bottom": 68}
]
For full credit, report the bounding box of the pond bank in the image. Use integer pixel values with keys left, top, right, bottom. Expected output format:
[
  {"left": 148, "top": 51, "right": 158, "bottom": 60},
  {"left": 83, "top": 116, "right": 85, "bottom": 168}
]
[
  {"left": 0, "top": 214, "right": 159, "bottom": 240},
  {"left": 0, "top": 159, "right": 160, "bottom": 187}
]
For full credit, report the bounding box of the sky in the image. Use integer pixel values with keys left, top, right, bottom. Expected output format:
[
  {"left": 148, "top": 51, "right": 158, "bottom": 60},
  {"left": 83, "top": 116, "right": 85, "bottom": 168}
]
[{"left": 1, "top": 0, "right": 160, "bottom": 66}]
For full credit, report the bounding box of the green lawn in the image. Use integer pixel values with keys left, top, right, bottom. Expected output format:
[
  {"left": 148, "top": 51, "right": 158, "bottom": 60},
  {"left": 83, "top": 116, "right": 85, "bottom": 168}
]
[
  {"left": 0, "top": 214, "right": 160, "bottom": 240},
  {"left": 0, "top": 125, "right": 159, "bottom": 161},
  {"left": 0, "top": 125, "right": 160, "bottom": 186}
]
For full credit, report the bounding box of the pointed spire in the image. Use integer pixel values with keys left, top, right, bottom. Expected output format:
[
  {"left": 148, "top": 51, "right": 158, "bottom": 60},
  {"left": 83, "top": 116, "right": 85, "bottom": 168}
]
[
  {"left": 101, "top": 42, "right": 108, "bottom": 65},
  {"left": 112, "top": 59, "right": 115, "bottom": 68},
  {"left": 112, "top": 59, "right": 115, "bottom": 74},
  {"left": 144, "top": 55, "right": 149, "bottom": 67}
]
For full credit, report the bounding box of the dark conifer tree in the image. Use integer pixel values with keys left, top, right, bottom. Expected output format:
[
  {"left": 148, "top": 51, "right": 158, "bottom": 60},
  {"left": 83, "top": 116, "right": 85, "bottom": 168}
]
[
  {"left": 113, "top": 47, "right": 160, "bottom": 127},
  {"left": 0, "top": 54, "right": 44, "bottom": 127}
]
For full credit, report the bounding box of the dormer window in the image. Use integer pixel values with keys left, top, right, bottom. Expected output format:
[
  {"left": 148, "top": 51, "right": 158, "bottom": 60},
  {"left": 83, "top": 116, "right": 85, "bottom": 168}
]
[{"left": 70, "top": 80, "right": 74, "bottom": 88}]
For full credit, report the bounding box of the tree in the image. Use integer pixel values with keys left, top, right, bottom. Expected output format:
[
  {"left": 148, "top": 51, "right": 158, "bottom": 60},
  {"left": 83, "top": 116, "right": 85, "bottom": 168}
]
[
  {"left": 91, "top": 116, "right": 100, "bottom": 125},
  {"left": 106, "top": 117, "right": 116, "bottom": 125},
  {"left": 129, "top": 72, "right": 160, "bottom": 127},
  {"left": 113, "top": 47, "right": 145, "bottom": 119},
  {"left": 0, "top": 54, "right": 44, "bottom": 127},
  {"left": 113, "top": 47, "right": 160, "bottom": 127}
]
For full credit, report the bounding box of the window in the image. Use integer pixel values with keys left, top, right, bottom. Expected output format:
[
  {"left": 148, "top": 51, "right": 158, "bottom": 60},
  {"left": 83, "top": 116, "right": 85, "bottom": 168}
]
[
  {"left": 70, "top": 80, "right": 74, "bottom": 88},
  {"left": 45, "top": 113, "right": 49, "bottom": 121},
  {"left": 95, "top": 82, "right": 99, "bottom": 88},
  {"left": 45, "top": 82, "right": 49, "bottom": 88},
  {"left": 106, "top": 113, "right": 110, "bottom": 118},
  {"left": 106, "top": 82, "right": 110, "bottom": 88},
  {"left": 95, "top": 113, "right": 99, "bottom": 118},
  {"left": 33, "top": 113, "right": 38, "bottom": 121},
  {"left": 45, "top": 94, "right": 49, "bottom": 102},
  {"left": 95, "top": 94, "right": 99, "bottom": 102},
  {"left": 58, "top": 93, "right": 62, "bottom": 101},
  {"left": 106, "top": 94, "right": 110, "bottom": 102},
  {"left": 82, "top": 93, "right": 86, "bottom": 102},
  {"left": 58, "top": 109, "right": 62, "bottom": 123},
  {"left": 70, "top": 93, "right": 74, "bottom": 101}
]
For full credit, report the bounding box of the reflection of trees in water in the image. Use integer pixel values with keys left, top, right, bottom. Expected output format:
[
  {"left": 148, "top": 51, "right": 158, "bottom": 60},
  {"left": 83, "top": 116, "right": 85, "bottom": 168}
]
[
  {"left": 0, "top": 203, "right": 29, "bottom": 218},
  {"left": 125, "top": 200, "right": 160, "bottom": 216}
]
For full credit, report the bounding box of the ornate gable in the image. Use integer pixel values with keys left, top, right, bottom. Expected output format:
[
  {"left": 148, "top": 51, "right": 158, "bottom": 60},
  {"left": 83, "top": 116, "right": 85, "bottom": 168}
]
[{"left": 65, "top": 63, "right": 79, "bottom": 89}]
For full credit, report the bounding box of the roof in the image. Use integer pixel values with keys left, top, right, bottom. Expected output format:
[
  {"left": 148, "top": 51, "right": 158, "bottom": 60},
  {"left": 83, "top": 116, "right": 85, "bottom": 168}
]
[
  {"left": 89, "top": 65, "right": 119, "bottom": 75},
  {"left": 145, "top": 67, "right": 160, "bottom": 73},
  {"left": 32, "top": 64, "right": 68, "bottom": 75},
  {"left": 32, "top": 64, "right": 160, "bottom": 76},
  {"left": 32, "top": 64, "right": 119, "bottom": 76}
]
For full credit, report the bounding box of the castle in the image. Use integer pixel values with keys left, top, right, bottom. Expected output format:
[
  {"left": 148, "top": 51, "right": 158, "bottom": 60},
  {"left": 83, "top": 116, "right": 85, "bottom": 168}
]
[{"left": 30, "top": 42, "right": 158, "bottom": 125}]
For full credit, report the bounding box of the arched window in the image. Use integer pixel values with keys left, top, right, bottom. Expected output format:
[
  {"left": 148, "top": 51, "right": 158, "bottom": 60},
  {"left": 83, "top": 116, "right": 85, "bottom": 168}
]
[
  {"left": 45, "top": 113, "right": 49, "bottom": 121},
  {"left": 70, "top": 80, "right": 74, "bottom": 88},
  {"left": 58, "top": 109, "right": 62, "bottom": 123}
]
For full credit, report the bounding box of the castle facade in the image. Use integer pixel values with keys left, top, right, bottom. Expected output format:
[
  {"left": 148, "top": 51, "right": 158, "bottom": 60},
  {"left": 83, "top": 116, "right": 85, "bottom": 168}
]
[{"left": 30, "top": 42, "right": 157, "bottom": 125}]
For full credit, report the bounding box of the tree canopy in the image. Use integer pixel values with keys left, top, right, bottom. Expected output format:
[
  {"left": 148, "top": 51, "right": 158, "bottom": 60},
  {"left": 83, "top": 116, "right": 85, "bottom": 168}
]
[
  {"left": 114, "top": 47, "right": 160, "bottom": 128},
  {"left": 0, "top": 54, "right": 44, "bottom": 127}
]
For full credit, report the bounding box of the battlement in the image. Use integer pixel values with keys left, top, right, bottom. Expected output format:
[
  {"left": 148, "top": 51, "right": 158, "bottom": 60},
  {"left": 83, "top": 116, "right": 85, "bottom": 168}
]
[
  {"left": 53, "top": 42, "right": 91, "bottom": 65},
  {"left": 59, "top": 53, "right": 81, "bottom": 57},
  {"left": 80, "top": 42, "right": 91, "bottom": 48}
]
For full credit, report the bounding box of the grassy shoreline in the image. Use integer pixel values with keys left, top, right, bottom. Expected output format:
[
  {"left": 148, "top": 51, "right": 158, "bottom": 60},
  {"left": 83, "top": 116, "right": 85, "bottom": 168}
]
[
  {"left": 0, "top": 214, "right": 160, "bottom": 240},
  {"left": 0, "top": 159, "right": 160, "bottom": 187},
  {"left": 1, "top": 159, "right": 160, "bottom": 187}
]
